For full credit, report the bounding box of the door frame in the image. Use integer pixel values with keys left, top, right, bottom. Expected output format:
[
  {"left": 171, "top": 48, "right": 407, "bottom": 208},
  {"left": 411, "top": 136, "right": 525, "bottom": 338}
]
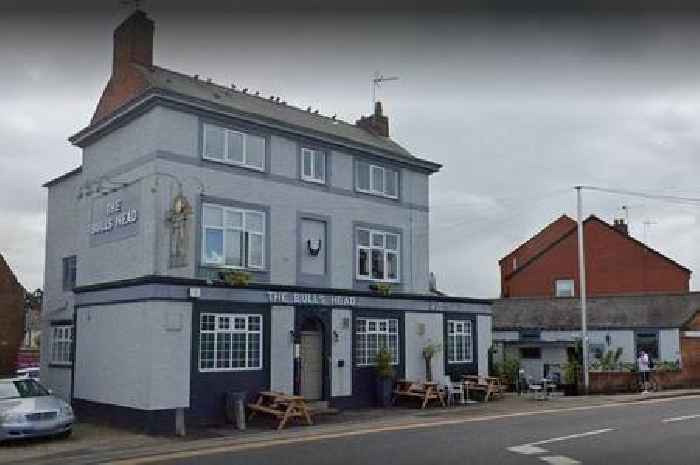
[{"left": 294, "top": 308, "right": 331, "bottom": 401}]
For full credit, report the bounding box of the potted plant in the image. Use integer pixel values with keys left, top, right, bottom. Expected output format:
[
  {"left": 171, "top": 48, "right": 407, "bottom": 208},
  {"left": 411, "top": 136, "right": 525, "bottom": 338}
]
[
  {"left": 221, "top": 270, "right": 252, "bottom": 287},
  {"left": 422, "top": 343, "right": 442, "bottom": 382},
  {"left": 561, "top": 360, "right": 581, "bottom": 396},
  {"left": 375, "top": 347, "right": 394, "bottom": 407},
  {"left": 370, "top": 282, "right": 392, "bottom": 296},
  {"left": 494, "top": 356, "right": 520, "bottom": 391}
]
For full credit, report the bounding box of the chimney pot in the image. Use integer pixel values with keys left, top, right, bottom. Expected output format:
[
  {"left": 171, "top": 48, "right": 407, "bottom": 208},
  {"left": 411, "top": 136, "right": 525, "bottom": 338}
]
[{"left": 613, "top": 218, "right": 629, "bottom": 235}]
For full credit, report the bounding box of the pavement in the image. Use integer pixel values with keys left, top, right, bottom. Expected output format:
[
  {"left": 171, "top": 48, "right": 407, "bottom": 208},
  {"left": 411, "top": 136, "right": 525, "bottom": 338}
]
[{"left": 2, "top": 389, "right": 699, "bottom": 465}]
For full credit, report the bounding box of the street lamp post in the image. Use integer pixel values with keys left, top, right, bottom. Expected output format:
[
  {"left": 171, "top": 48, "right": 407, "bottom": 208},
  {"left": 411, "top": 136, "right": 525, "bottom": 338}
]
[{"left": 575, "top": 186, "right": 590, "bottom": 393}]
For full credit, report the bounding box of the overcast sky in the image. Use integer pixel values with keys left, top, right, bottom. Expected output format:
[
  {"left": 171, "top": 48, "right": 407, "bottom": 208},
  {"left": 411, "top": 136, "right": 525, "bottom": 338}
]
[{"left": 2, "top": 2, "right": 700, "bottom": 297}]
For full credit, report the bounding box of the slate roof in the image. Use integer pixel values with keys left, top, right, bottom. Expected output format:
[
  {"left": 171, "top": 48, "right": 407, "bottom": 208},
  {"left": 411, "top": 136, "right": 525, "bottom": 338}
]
[
  {"left": 493, "top": 293, "right": 700, "bottom": 330},
  {"left": 137, "top": 65, "right": 423, "bottom": 162}
]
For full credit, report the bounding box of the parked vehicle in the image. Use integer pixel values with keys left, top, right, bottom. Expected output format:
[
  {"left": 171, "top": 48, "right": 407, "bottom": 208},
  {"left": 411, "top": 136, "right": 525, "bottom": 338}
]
[
  {"left": 16, "top": 367, "right": 40, "bottom": 382},
  {"left": 0, "top": 378, "right": 74, "bottom": 441}
]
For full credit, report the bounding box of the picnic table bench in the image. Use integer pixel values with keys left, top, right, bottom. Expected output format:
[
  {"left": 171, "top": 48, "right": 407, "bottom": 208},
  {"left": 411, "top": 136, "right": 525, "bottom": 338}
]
[
  {"left": 248, "top": 391, "right": 314, "bottom": 430},
  {"left": 463, "top": 376, "right": 505, "bottom": 402},
  {"left": 393, "top": 380, "right": 446, "bottom": 409}
]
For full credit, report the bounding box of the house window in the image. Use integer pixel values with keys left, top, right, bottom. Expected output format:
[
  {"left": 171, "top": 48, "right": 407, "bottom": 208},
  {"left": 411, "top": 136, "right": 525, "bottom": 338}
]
[
  {"left": 635, "top": 332, "right": 659, "bottom": 360},
  {"left": 356, "top": 228, "right": 400, "bottom": 282},
  {"left": 203, "top": 123, "right": 266, "bottom": 171},
  {"left": 51, "top": 325, "right": 73, "bottom": 365},
  {"left": 355, "top": 318, "right": 399, "bottom": 366},
  {"left": 447, "top": 320, "right": 473, "bottom": 363},
  {"left": 520, "top": 347, "right": 542, "bottom": 359},
  {"left": 202, "top": 204, "right": 265, "bottom": 270},
  {"left": 199, "top": 313, "right": 262, "bottom": 371},
  {"left": 356, "top": 161, "right": 398, "bottom": 198},
  {"left": 555, "top": 279, "right": 575, "bottom": 297},
  {"left": 301, "top": 148, "right": 326, "bottom": 184},
  {"left": 62, "top": 256, "right": 76, "bottom": 291}
]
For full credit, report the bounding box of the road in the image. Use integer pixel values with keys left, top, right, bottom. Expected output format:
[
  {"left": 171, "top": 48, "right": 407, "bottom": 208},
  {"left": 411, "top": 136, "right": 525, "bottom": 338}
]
[{"left": 114, "top": 396, "right": 700, "bottom": 465}]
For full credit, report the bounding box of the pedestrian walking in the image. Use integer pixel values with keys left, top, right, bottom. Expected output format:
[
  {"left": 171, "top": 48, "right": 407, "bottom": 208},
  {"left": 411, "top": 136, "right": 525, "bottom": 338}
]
[{"left": 638, "top": 350, "right": 650, "bottom": 393}]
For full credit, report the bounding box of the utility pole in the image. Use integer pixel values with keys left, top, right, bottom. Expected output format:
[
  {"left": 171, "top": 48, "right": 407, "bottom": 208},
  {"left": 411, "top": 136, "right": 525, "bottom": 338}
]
[{"left": 575, "top": 186, "right": 590, "bottom": 393}]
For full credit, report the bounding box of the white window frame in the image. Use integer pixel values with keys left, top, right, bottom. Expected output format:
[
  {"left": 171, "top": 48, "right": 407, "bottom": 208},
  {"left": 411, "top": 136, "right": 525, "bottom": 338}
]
[
  {"left": 447, "top": 320, "right": 473, "bottom": 364},
  {"left": 50, "top": 325, "right": 73, "bottom": 366},
  {"left": 356, "top": 228, "right": 400, "bottom": 283},
  {"left": 355, "top": 318, "right": 400, "bottom": 366},
  {"left": 201, "top": 203, "right": 266, "bottom": 270},
  {"left": 356, "top": 162, "right": 399, "bottom": 199},
  {"left": 202, "top": 123, "right": 266, "bottom": 171},
  {"left": 199, "top": 313, "right": 263, "bottom": 372},
  {"left": 301, "top": 147, "right": 326, "bottom": 184},
  {"left": 555, "top": 279, "right": 575, "bottom": 297}
]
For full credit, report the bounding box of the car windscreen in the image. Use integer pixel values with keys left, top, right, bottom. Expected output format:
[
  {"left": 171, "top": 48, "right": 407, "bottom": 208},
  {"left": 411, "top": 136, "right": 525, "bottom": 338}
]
[{"left": 0, "top": 380, "right": 50, "bottom": 399}]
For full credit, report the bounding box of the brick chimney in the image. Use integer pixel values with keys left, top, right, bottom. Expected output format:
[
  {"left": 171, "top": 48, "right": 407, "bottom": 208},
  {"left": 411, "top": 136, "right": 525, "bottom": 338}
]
[
  {"left": 91, "top": 10, "right": 154, "bottom": 124},
  {"left": 356, "top": 101, "right": 390, "bottom": 137},
  {"left": 613, "top": 218, "right": 629, "bottom": 235},
  {"left": 112, "top": 10, "right": 154, "bottom": 79}
]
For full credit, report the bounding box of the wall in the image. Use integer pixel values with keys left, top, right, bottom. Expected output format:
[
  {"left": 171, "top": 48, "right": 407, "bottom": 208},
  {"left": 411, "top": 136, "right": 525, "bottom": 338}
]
[
  {"left": 331, "top": 308, "right": 353, "bottom": 397},
  {"left": 74, "top": 301, "right": 191, "bottom": 410},
  {"left": 504, "top": 219, "right": 690, "bottom": 297},
  {"left": 270, "top": 305, "right": 294, "bottom": 394},
  {"left": 0, "top": 256, "right": 25, "bottom": 376},
  {"left": 404, "top": 313, "right": 444, "bottom": 382}
]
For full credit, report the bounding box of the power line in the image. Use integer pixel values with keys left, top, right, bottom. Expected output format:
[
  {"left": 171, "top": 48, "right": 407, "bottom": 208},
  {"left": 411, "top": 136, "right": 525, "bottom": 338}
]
[{"left": 579, "top": 185, "right": 700, "bottom": 205}]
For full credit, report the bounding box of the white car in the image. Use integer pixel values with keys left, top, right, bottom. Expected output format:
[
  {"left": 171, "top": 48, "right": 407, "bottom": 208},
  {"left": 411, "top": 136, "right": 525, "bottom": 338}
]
[{"left": 0, "top": 378, "right": 74, "bottom": 441}]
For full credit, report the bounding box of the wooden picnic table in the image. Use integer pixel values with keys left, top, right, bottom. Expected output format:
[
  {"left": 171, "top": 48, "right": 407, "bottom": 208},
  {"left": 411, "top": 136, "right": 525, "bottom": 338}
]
[
  {"left": 393, "top": 380, "right": 446, "bottom": 409},
  {"left": 463, "top": 375, "right": 505, "bottom": 402},
  {"left": 248, "top": 391, "right": 314, "bottom": 430}
]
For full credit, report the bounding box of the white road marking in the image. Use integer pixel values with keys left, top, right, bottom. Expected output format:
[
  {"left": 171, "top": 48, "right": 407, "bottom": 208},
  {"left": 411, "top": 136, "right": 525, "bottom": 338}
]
[
  {"left": 507, "top": 445, "right": 549, "bottom": 455},
  {"left": 529, "top": 428, "right": 616, "bottom": 446},
  {"left": 539, "top": 456, "right": 581, "bottom": 465},
  {"left": 662, "top": 413, "right": 700, "bottom": 423}
]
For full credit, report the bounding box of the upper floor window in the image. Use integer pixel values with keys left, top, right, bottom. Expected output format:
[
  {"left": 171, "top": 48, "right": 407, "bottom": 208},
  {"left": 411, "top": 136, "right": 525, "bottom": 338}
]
[
  {"left": 62, "top": 255, "right": 76, "bottom": 291},
  {"left": 301, "top": 148, "right": 326, "bottom": 184},
  {"left": 555, "top": 279, "right": 575, "bottom": 297},
  {"left": 356, "top": 161, "right": 398, "bottom": 199},
  {"left": 203, "top": 123, "right": 265, "bottom": 171},
  {"left": 356, "top": 228, "right": 400, "bottom": 282},
  {"left": 202, "top": 204, "right": 265, "bottom": 270}
]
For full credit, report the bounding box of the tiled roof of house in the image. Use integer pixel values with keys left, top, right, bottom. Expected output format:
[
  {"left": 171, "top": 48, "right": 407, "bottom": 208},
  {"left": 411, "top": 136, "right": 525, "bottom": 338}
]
[{"left": 493, "top": 293, "right": 700, "bottom": 330}]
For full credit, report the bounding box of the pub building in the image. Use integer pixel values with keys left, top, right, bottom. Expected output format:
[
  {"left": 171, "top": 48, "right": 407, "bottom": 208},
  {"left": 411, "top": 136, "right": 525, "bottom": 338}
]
[{"left": 40, "top": 11, "right": 492, "bottom": 432}]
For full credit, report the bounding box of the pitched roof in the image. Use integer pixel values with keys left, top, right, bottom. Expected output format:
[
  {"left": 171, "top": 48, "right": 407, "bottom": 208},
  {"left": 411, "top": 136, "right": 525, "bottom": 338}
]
[
  {"left": 499, "top": 214, "right": 576, "bottom": 265},
  {"left": 493, "top": 293, "right": 700, "bottom": 330},
  {"left": 72, "top": 64, "right": 441, "bottom": 171},
  {"left": 42, "top": 166, "right": 82, "bottom": 188},
  {"left": 504, "top": 214, "right": 690, "bottom": 280}
]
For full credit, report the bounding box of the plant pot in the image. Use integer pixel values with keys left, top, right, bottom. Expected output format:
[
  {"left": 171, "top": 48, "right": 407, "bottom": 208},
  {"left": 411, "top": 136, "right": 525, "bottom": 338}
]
[{"left": 376, "top": 376, "right": 393, "bottom": 407}]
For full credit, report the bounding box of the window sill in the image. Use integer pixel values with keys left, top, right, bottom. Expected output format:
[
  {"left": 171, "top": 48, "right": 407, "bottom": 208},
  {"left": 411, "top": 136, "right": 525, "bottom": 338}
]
[
  {"left": 199, "top": 367, "right": 263, "bottom": 373},
  {"left": 301, "top": 176, "right": 326, "bottom": 185},
  {"left": 355, "top": 189, "right": 399, "bottom": 201},
  {"left": 202, "top": 156, "right": 265, "bottom": 173},
  {"left": 447, "top": 360, "right": 474, "bottom": 365}
]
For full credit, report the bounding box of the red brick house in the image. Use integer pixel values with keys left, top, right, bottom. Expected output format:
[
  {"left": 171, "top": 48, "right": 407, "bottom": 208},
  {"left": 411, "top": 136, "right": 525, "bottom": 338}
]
[
  {"left": 0, "top": 254, "right": 26, "bottom": 376},
  {"left": 499, "top": 214, "right": 691, "bottom": 298}
]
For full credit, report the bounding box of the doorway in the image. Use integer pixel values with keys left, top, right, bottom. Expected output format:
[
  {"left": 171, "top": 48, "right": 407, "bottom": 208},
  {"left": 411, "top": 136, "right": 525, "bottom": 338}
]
[{"left": 299, "top": 319, "right": 323, "bottom": 400}]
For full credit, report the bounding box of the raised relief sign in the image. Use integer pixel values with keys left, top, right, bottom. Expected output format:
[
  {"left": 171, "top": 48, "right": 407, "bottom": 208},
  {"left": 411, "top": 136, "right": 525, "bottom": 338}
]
[
  {"left": 88, "top": 199, "right": 138, "bottom": 235},
  {"left": 267, "top": 291, "right": 357, "bottom": 307},
  {"left": 88, "top": 186, "right": 141, "bottom": 246}
]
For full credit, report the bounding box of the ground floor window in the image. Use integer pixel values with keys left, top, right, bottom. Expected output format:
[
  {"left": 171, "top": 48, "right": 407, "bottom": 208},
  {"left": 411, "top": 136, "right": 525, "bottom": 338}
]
[
  {"left": 51, "top": 325, "right": 73, "bottom": 365},
  {"left": 199, "top": 313, "right": 262, "bottom": 371},
  {"left": 355, "top": 318, "right": 399, "bottom": 366},
  {"left": 519, "top": 347, "right": 541, "bottom": 359},
  {"left": 447, "top": 320, "right": 473, "bottom": 363},
  {"left": 635, "top": 332, "right": 659, "bottom": 360}
]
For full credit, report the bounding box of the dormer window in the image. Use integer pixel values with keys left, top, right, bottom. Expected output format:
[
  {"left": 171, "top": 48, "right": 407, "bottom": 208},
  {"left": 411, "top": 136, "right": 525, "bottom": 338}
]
[
  {"left": 356, "top": 161, "right": 398, "bottom": 199},
  {"left": 203, "top": 123, "right": 266, "bottom": 171}
]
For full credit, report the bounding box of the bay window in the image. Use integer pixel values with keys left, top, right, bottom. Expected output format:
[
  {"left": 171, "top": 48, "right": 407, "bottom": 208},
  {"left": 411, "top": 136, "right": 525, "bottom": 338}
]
[
  {"left": 202, "top": 204, "right": 265, "bottom": 270},
  {"left": 199, "top": 313, "right": 262, "bottom": 371},
  {"left": 356, "top": 161, "right": 398, "bottom": 198},
  {"left": 447, "top": 320, "right": 473, "bottom": 363},
  {"left": 355, "top": 318, "right": 399, "bottom": 366},
  {"left": 203, "top": 123, "right": 266, "bottom": 171},
  {"left": 357, "top": 228, "right": 400, "bottom": 282}
]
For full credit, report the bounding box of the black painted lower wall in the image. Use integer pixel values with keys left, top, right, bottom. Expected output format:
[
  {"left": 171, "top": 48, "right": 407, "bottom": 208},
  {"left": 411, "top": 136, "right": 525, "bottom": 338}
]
[{"left": 72, "top": 399, "right": 177, "bottom": 434}]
